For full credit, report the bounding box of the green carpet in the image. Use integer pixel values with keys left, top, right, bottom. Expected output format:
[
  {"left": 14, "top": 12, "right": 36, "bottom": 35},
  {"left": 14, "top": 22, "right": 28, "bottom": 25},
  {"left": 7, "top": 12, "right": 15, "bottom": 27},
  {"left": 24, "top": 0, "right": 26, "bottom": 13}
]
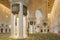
[{"left": 0, "top": 33, "right": 60, "bottom": 40}]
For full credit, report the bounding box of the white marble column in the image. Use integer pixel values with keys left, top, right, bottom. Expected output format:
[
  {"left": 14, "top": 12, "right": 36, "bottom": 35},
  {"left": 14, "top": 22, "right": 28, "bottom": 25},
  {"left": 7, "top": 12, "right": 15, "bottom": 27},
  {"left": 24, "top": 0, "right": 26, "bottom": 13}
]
[
  {"left": 13, "top": 15, "right": 18, "bottom": 38},
  {"left": 33, "top": 21, "right": 35, "bottom": 33},
  {"left": 11, "top": 15, "right": 20, "bottom": 38},
  {"left": 23, "top": 16, "right": 27, "bottom": 38},
  {"left": 29, "top": 25, "right": 33, "bottom": 34},
  {"left": 17, "top": 18, "right": 19, "bottom": 37},
  {"left": 10, "top": 2, "right": 27, "bottom": 39},
  {"left": 10, "top": 13, "right": 15, "bottom": 38},
  {"left": 18, "top": 3, "right": 27, "bottom": 38},
  {"left": 18, "top": 3, "right": 24, "bottom": 38},
  {"left": 46, "top": 26, "right": 47, "bottom": 33},
  {"left": 43, "top": 26, "right": 44, "bottom": 33}
]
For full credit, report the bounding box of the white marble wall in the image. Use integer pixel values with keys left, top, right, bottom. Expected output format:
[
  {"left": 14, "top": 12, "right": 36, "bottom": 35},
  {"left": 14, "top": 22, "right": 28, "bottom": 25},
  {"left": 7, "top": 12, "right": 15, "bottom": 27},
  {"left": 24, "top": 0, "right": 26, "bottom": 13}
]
[{"left": 50, "top": 0, "right": 60, "bottom": 33}]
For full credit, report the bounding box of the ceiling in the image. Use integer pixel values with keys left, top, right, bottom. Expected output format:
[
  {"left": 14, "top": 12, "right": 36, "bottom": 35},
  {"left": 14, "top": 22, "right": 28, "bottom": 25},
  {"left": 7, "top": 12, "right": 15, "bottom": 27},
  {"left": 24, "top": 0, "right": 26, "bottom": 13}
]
[
  {"left": 0, "top": 0, "right": 55, "bottom": 13},
  {"left": 0, "top": 0, "right": 10, "bottom": 8},
  {"left": 0, "top": 0, "right": 55, "bottom": 24},
  {"left": 48, "top": 0, "right": 55, "bottom": 13}
]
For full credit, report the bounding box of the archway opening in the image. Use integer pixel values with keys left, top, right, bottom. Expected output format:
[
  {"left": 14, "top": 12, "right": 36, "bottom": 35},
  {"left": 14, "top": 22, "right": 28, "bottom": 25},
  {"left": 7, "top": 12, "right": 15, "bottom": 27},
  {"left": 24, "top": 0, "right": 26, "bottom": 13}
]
[{"left": 1, "top": 28, "right": 3, "bottom": 33}]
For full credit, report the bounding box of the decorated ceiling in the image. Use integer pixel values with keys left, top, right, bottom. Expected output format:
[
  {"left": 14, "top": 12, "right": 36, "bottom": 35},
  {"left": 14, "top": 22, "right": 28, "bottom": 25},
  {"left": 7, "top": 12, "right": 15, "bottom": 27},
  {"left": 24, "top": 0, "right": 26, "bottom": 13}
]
[{"left": 0, "top": 0, "right": 55, "bottom": 13}]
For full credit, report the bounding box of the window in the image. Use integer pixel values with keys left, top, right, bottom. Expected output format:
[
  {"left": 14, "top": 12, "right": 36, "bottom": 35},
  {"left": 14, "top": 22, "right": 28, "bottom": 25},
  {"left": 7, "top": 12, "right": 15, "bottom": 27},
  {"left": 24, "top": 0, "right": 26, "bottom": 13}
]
[
  {"left": 6, "top": 25, "right": 8, "bottom": 27},
  {"left": 48, "top": 29, "right": 49, "bottom": 32},
  {"left": 43, "top": 22, "right": 47, "bottom": 26},
  {"left": 40, "top": 26, "right": 49, "bottom": 33},
  {"left": 41, "top": 29, "right": 43, "bottom": 32}
]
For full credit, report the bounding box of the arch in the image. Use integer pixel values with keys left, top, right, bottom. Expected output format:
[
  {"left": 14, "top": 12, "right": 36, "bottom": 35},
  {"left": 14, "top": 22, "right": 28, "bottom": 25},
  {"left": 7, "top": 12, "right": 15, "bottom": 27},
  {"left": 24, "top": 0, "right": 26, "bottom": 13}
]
[
  {"left": 1, "top": 28, "right": 3, "bottom": 33},
  {"left": 5, "top": 28, "right": 7, "bottom": 32},
  {"left": 35, "top": 9, "right": 43, "bottom": 19},
  {"left": 35, "top": 9, "right": 43, "bottom": 32},
  {"left": 35, "top": 9, "right": 43, "bottom": 24}
]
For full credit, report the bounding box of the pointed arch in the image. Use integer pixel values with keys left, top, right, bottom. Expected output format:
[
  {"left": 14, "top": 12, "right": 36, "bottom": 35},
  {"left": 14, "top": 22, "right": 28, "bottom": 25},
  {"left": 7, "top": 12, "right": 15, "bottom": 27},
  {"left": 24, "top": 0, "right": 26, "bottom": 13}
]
[
  {"left": 35, "top": 9, "right": 43, "bottom": 19},
  {"left": 35, "top": 9, "right": 43, "bottom": 24}
]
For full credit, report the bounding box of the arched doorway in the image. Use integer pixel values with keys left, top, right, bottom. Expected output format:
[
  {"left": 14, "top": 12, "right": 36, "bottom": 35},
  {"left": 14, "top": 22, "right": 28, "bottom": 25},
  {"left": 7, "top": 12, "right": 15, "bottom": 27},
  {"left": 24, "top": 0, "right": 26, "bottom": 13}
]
[
  {"left": 1, "top": 28, "right": 3, "bottom": 33},
  {"left": 35, "top": 9, "right": 43, "bottom": 32},
  {"left": 5, "top": 29, "right": 7, "bottom": 33}
]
